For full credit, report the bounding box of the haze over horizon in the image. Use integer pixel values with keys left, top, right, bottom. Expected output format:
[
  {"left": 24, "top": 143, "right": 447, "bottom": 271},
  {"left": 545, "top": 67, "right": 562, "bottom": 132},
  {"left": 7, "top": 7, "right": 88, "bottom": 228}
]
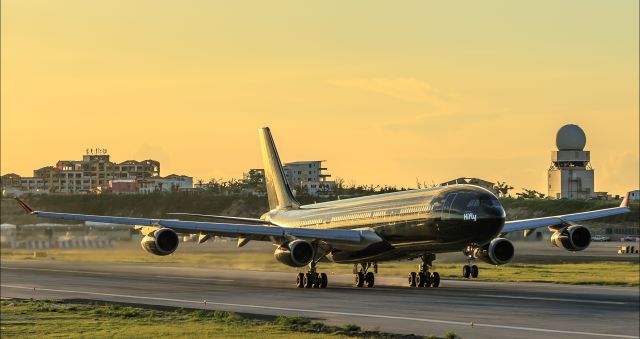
[{"left": 2, "top": 0, "right": 638, "bottom": 195}]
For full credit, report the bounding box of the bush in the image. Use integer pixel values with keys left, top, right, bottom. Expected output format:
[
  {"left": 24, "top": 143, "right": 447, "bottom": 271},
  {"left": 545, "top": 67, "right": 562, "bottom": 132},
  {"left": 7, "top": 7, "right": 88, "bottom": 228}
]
[
  {"left": 342, "top": 323, "right": 361, "bottom": 332},
  {"left": 275, "top": 315, "right": 311, "bottom": 327},
  {"left": 191, "top": 309, "right": 242, "bottom": 322},
  {"left": 91, "top": 305, "right": 142, "bottom": 318},
  {"left": 444, "top": 331, "right": 458, "bottom": 339}
]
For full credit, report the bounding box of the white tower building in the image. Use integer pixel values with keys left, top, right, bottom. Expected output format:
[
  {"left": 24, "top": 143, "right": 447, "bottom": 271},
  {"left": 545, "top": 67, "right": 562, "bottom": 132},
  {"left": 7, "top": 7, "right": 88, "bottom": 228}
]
[{"left": 547, "top": 124, "right": 595, "bottom": 199}]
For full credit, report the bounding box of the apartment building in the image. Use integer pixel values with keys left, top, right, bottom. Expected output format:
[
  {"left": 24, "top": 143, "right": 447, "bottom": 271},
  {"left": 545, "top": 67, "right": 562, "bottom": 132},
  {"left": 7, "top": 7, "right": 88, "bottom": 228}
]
[
  {"left": 283, "top": 161, "right": 335, "bottom": 195},
  {"left": 1, "top": 151, "right": 160, "bottom": 195}
]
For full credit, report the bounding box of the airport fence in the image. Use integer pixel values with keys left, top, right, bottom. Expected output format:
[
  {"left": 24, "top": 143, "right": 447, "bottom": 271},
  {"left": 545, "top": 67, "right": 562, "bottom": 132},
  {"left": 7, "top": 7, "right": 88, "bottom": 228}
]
[{"left": 3, "top": 239, "right": 116, "bottom": 249}]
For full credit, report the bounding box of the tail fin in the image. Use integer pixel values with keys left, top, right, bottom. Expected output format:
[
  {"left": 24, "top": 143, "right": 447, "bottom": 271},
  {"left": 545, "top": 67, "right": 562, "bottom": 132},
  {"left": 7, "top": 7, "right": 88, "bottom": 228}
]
[{"left": 259, "top": 127, "right": 300, "bottom": 210}]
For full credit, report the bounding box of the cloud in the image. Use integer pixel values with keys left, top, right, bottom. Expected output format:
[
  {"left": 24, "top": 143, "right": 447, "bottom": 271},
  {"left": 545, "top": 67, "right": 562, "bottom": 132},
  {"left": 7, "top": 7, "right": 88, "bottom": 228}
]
[
  {"left": 327, "top": 78, "right": 447, "bottom": 103},
  {"left": 384, "top": 111, "right": 502, "bottom": 136}
]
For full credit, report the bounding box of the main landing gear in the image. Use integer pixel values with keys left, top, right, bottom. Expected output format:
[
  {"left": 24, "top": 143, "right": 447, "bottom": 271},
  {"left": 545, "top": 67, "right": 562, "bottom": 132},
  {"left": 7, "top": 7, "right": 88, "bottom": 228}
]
[
  {"left": 408, "top": 254, "right": 440, "bottom": 288},
  {"left": 296, "top": 261, "right": 328, "bottom": 288},
  {"left": 353, "top": 262, "right": 376, "bottom": 288}
]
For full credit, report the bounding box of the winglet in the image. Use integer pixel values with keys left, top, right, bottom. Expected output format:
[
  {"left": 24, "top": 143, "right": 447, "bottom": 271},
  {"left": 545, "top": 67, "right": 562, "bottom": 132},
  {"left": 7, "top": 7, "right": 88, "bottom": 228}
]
[
  {"left": 14, "top": 197, "right": 34, "bottom": 214},
  {"left": 620, "top": 192, "right": 631, "bottom": 208}
]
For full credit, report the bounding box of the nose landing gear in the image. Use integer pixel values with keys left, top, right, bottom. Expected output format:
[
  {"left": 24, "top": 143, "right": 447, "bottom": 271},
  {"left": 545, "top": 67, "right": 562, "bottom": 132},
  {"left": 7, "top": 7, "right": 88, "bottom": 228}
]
[
  {"left": 408, "top": 254, "right": 440, "bottom": 288},
  {"left": 462, "top": 263, "right": 479, "bottom": 279},
  {"left": 462, "top": 244, "right": 480, "bottom": 279}
]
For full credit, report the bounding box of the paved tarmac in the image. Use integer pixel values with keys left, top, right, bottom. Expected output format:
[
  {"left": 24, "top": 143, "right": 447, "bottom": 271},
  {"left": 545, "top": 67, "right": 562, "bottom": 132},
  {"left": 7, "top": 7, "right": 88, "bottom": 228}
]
[{"left": 1, "top": 260, "right": 638, "bottom": 338}]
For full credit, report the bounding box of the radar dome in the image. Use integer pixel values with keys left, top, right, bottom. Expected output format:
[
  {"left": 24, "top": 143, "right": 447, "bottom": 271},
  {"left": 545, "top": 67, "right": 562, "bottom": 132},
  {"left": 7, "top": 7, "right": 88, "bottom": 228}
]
[{"left": 556, "top": 124, "right": 586, "bottom": 151}]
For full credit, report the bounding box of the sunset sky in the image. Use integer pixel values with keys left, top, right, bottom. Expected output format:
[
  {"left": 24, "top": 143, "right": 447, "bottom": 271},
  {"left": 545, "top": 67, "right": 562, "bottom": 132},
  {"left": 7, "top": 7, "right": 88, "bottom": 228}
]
[{"left": 2, "top": 0, "right": 638, "bottom": 195}]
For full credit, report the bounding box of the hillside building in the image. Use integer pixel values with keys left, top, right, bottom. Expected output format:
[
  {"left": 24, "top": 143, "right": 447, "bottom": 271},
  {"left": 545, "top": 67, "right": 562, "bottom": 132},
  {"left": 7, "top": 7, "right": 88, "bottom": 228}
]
[
  {"left": 1, "top": 150, "right": 192, "bottom": 195},
  {"left": 283, "top": 161, "right": 335, "bottom": 195},
  {"left": 138, "top": 174, "right": 193, "bottom": 194},
  {"left": 243, "top": 161, "right": 336, "bottom": 196}
]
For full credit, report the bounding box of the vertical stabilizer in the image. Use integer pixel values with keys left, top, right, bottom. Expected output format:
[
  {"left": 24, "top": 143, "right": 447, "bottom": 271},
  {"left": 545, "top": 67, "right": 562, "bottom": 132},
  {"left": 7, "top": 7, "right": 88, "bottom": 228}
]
[{"left": 259, "top": 127, "right": 300, "bottom": 210}]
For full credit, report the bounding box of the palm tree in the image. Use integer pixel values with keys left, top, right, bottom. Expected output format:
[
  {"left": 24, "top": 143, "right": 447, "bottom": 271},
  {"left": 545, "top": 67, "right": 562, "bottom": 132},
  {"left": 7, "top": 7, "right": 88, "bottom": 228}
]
[
  {"left": 494, "top": 181, "right": 514, "bottom": 198},
  {"left": 517, "top": 188, "right": 546, "bottom": 199}
]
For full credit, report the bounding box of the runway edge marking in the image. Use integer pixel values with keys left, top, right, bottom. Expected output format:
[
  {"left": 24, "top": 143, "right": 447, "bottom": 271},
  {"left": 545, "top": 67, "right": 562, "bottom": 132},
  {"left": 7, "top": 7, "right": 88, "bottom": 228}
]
[
  {"left": 1, "top": 284, "right": 637, "bottom": 339},
  {"left": 0, "top": 267, "right": 233, "bottom": 283}
]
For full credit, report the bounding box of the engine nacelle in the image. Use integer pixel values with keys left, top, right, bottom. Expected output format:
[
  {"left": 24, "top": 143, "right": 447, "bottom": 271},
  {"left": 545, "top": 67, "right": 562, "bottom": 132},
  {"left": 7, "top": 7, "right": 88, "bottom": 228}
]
[
  {"left": 467, "top": 238, "right": 515, "bottom": 265},
  {"left": 551, "top": 225, "right": 591, "bottom": 251},
  {"left": 274, "top": 240, "right": 315, "bottom": 267},
  {"left": 141, "top": 228, "right": 179, "bottom": 256}
]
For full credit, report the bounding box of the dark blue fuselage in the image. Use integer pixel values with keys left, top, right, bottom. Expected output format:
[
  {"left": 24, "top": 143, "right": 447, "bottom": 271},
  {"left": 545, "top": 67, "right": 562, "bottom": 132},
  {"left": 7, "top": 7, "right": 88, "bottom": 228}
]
[{"left": 267, "top": 184, "right": 506, "bottom": 263}]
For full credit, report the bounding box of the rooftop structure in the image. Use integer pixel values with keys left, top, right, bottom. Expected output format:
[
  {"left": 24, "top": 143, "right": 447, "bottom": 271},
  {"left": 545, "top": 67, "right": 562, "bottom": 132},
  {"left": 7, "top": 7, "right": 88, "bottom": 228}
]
[{"left": 548, "top": 124, "right": 595, "bottom": 199}]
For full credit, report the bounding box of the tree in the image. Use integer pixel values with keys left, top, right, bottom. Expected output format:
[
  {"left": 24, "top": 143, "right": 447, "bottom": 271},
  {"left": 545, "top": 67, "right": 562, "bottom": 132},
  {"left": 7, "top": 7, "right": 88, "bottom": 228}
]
[
  {"left": 516, "top": 188, "right": 545, "bottom": 199},
  {"left": 493, "top": 181, "right": 514, "bottom": 198},
  {"left": 293, "top": 183, "right": 309, "bottom": 197},
  {"left": 195, "top": 179, "right": 205, "bottom": 189}
]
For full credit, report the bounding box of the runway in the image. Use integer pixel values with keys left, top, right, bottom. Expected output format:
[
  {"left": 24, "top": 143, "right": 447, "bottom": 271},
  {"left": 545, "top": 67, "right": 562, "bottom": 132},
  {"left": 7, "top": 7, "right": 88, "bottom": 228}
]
[{"left": 1, "top": 260, "right": 638, "bottom": 339}]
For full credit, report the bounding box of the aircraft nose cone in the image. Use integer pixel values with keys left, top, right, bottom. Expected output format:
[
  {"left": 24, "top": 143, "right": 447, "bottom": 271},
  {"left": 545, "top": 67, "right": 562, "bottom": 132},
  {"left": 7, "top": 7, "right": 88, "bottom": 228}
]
[
  {"left": 443, "top": 189, "right": 505, "bottom": 242},
  {"left": 487, "top": 204, "right": 506, "bottom": 218}
]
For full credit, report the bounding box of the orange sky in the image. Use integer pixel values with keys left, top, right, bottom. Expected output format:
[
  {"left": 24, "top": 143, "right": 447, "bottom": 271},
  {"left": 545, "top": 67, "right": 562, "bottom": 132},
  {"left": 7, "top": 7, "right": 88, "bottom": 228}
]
[{"left": 2, "top": 0, "right": 638, "bottom": 195}]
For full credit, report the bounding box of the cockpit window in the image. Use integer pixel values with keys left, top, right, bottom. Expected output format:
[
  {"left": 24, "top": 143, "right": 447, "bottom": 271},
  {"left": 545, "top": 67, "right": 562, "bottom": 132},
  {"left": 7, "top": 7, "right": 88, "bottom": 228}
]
[
  {"left": 450, "top": 192, "right": 476, "bottom": 208},
  {"left": 446, "top": 191, "right": 501, "bottom": 213},
  {"left": 466, "top": 199, "right": 480, "bottom": 207},
  {"left": 480, "top": 195, "right": 501, "bottom": 208}
]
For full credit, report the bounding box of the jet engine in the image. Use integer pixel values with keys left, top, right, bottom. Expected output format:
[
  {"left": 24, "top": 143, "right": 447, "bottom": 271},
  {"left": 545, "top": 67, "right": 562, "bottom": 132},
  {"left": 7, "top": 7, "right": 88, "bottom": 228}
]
[
  {"left": 550, "top": 225, "right": 591, "bottom": 251},
  {"left": 466, "top": 238, "right": 515, "bottom": 265},
  {"left": 141, "top": 228, "right": 179, "bottom": 256},
  {"left": 274, "top": 240, "right": 315, "bottom": 267}
]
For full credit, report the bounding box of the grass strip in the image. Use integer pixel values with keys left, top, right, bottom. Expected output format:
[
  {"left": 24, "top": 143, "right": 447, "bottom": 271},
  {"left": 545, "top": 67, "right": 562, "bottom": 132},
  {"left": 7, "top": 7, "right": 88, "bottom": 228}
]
[{"left": 0, "top": 299, "right": 459, "bottom": 338}]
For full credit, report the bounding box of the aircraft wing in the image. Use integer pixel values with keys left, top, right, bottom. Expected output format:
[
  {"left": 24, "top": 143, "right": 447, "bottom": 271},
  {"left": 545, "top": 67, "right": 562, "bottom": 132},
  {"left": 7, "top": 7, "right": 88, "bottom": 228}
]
[
  {"left": 14, "top": 198, "right": 381, "bottom": 245},
  {"left": 165, "top": 213, "right": 271, "bottom": 225},
  {"left": 501, "top": 193, "right": 632, "bottom": 233}
]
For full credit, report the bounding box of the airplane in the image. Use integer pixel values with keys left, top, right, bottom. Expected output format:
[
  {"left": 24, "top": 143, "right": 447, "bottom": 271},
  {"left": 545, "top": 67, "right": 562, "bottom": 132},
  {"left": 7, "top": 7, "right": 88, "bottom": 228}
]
[{"left": 15, "top": 127, "right": 632, "bottom": 289}]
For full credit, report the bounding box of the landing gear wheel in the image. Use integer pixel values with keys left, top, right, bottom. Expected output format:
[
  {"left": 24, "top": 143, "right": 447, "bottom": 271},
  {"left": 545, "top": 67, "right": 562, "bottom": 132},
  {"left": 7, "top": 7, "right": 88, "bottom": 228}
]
[
  {"left": 365, "top": 272, "right": 375, "bottom": 287},
  {"left": 471, "top": 265, "right": 479, "bottom": 279},
  {"left": 431, "top": 272, "right": 440, "bottom": 287},
  {"left": 320, "top": 273, "right": 328, "bottom": 288},
  {"left": 296, "top": 273, "right": 304, "bottom": 288},
  {"left": 408, "top": 272, "right": 417, "bottom": 287},
  {"left": 413, "top": 253, "right": 438, "bottom": 287},
  {"left": 304, "top": 272, "right": 314, "bottom": 288},
  {"left": 355, "top": 272, "right": 365, "bottom": 287},
  {"left": 313, "top": 273, "right": 321, "bottom": 288},
  {"left": 423, "top": 273, "right": 433, "bottom": 287},
  {"left": 462, "top": 265, "right": 471, "bottom": 279}
]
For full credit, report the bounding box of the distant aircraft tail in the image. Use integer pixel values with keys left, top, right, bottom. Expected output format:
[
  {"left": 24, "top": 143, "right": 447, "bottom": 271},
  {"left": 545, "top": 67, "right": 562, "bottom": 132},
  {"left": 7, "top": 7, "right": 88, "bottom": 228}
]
[{"left": 259, "top": 127, "right": 300, "bottom": 210}]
